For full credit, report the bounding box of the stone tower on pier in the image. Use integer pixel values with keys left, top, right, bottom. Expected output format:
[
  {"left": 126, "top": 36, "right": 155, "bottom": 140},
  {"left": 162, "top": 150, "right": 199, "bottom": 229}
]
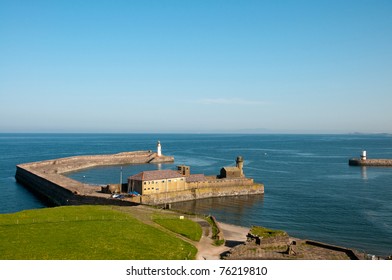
[
  {"left": 236, "top": 156, "right": 244, "bottom": 177},
  {"left": 219, "top": 156, "right": 245, "bottom": 179}
]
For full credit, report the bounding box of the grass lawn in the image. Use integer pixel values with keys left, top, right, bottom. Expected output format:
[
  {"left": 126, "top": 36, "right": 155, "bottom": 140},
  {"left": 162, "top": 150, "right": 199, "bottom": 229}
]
[
  {"left": 0, "top": 205, "right": 197, "bottom": 260},
  {"left": 152, "top": 214, "right": 202, "bottom": 242}
]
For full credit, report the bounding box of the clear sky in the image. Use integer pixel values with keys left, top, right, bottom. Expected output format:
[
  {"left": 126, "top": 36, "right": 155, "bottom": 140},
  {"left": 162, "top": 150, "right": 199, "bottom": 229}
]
[{"left": 1, "top": 0, "right": 391, "bottom": 133}]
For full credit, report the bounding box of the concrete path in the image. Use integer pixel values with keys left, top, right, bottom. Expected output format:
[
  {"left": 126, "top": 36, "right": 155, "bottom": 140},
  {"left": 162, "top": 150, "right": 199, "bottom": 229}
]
[{"left": 195, "top": 221, "right": 249, "bottom": 260}]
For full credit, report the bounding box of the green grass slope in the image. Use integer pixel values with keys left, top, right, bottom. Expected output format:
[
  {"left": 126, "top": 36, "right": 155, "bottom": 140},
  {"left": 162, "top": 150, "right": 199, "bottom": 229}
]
[
  {"left": 153, "top": 214, "right": 202, "bottom": 242},
  {"left": 0, "top": 205, "right": 197, "bottom": 260}
]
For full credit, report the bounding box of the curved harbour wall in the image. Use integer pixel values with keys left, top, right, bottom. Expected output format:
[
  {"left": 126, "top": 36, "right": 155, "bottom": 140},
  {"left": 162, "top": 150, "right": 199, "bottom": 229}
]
[
  {"left": 15, "top": 151, "right": 264, "bottom": 206},
  {"left": 15, "top": 151, "right": 174, "bottom": 206}
]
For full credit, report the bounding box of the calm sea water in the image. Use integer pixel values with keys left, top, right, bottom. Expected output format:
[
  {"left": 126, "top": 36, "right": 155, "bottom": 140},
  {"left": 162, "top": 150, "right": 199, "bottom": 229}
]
[{"left": 1, "top": 133, "right": 391, "bottom": 256}]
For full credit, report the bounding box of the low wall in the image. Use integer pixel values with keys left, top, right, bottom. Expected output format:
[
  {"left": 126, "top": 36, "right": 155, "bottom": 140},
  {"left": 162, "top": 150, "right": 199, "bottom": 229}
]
[
  {"left": 22, "top": 151, "right": 174, "bottom": 174},
  {"left": 209, "top": 215, "right": 225, "bottom": 241},
  {"left": 305, "top": 240, "right": 360, "bottom": 260}
]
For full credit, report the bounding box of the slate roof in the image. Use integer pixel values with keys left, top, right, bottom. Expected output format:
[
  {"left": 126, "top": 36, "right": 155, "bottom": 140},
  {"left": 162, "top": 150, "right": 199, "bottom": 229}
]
[{"left": 129, "top": 170, "right": 185, "bottom": 181}]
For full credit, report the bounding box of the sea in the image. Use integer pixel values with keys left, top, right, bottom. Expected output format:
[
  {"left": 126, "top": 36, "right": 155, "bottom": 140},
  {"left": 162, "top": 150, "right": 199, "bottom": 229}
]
[{"left": 0, "top": 133, "right": 391, "bottom": 257}]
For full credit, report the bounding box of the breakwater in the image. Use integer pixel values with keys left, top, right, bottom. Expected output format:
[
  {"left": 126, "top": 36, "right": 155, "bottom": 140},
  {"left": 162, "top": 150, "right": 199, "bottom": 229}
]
[
  {"left": 15, "top": 151, "right": 174, "bottom": 206},
  {"left": 15, "top": 151, "right": 264, "bottom": 206},
  {"left": 348, "top": 158, "right": 392, "bottom": 167}
]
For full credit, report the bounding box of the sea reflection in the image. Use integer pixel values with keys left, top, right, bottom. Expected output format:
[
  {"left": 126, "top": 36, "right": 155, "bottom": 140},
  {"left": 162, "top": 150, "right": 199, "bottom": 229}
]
[{"left": 361, "top": 167, "right": 368, "bottom": 180}]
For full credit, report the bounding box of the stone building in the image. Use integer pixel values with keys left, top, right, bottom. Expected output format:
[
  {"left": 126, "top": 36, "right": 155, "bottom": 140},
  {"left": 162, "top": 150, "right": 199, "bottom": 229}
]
[
  {"left": 220, "top": 156, "right": 244, "bottom": 178},
  {"left": 128, "top": 170, "right": 187, "bottom": 195},
  {"left": 177, "top": 165, "right": 190, "bottom": 176},
  {"left": 220, "top": 166, "right": 242, "bottom": 178},
  {"left": 128, "top": 156, "right": 251, "bottom": 196}
]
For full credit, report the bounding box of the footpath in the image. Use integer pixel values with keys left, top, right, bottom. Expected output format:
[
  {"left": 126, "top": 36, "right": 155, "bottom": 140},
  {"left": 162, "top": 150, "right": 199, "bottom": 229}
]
[{"left": 194, "top": 219, "right": 249, "bottom": 260}]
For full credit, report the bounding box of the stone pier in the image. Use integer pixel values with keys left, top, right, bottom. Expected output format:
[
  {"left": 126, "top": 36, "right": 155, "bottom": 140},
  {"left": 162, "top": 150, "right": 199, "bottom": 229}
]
[
  {"left": 15, "top": 151, "right": 264, "bottom": 206},
  {"left": 348, "top": 158, "right": 392, "bottom": 167},
  {"left": 15, "top": 151, "right": 174, "bottom": 206}
]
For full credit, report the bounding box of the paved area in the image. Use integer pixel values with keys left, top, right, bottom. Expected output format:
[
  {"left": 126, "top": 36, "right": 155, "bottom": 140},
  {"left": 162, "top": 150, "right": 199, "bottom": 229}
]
[{"left": 195, "top": 221, "right": 249, "bottom": 260}]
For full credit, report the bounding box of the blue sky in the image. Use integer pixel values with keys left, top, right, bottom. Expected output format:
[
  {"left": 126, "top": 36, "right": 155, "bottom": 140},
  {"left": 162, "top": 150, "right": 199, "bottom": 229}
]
[{"left": 1, "top": 0, "right": 391, "bottom": 133}]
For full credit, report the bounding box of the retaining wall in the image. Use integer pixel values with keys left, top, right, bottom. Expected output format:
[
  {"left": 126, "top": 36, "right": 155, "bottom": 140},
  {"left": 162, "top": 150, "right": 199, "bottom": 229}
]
[{"left": 305, "top": 240, "right": 360, "bottom": 260}]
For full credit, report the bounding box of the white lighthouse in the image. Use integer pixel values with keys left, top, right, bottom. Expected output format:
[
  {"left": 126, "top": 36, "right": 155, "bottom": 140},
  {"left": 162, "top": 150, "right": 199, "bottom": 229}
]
[
  {"left": 361, "top": 150, "right": 367, "bottom": 161},
  {"left": 157, "top": 141, "right": 162, "bottom": 157}
]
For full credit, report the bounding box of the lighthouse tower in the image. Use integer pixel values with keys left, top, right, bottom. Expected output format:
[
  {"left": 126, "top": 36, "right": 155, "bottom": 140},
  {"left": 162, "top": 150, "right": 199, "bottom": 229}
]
[
  {"left": 157, "top": 141, "right": 162, "bottom": 157},
  {"left": 361, "top": 150, "right": 367, "bottom": 161}
]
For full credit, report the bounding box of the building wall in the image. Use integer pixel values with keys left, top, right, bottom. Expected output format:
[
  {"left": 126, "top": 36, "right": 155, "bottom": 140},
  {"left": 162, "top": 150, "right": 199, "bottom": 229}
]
[
  {"left": 220, "top": 167, "right": 242, "bottom": 178},
  {"left": 177, "top": 165, "right": 190, "bottom": 176},
  {"left": 129, "top": 180, "right": 143, "bottom": 194},
  {"left": 129, "top": 176, "right": 187, "bottom": 195}
]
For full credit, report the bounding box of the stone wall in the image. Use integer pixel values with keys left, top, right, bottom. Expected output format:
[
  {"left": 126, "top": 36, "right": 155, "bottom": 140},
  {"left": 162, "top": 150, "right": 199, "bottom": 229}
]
[
  {"left": 305, "top": 240, "right": 360, "bottom": 260},
  {"left": 15, "top": 166, "right": 138, "bottom": 206},
  {"left": 15, "top": 166, "right": 75, "bottom": 206},
  {"left": 139, "top": 183, "right": 264, "bottom": 205},
  {"left": 209, "top": 215, "right": 225, "bottom": 241},
  {"left": 187, "top": 178, "right": 254, "bottom": 189},
  {"left": 22, "top": 151, "right": 173, "bottom": 174}
]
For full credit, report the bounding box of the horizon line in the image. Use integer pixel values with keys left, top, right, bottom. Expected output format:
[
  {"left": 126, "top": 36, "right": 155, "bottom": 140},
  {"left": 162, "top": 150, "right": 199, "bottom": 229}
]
[{"left": 0, "top": 131, "right": 391, "bottom": 135}]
